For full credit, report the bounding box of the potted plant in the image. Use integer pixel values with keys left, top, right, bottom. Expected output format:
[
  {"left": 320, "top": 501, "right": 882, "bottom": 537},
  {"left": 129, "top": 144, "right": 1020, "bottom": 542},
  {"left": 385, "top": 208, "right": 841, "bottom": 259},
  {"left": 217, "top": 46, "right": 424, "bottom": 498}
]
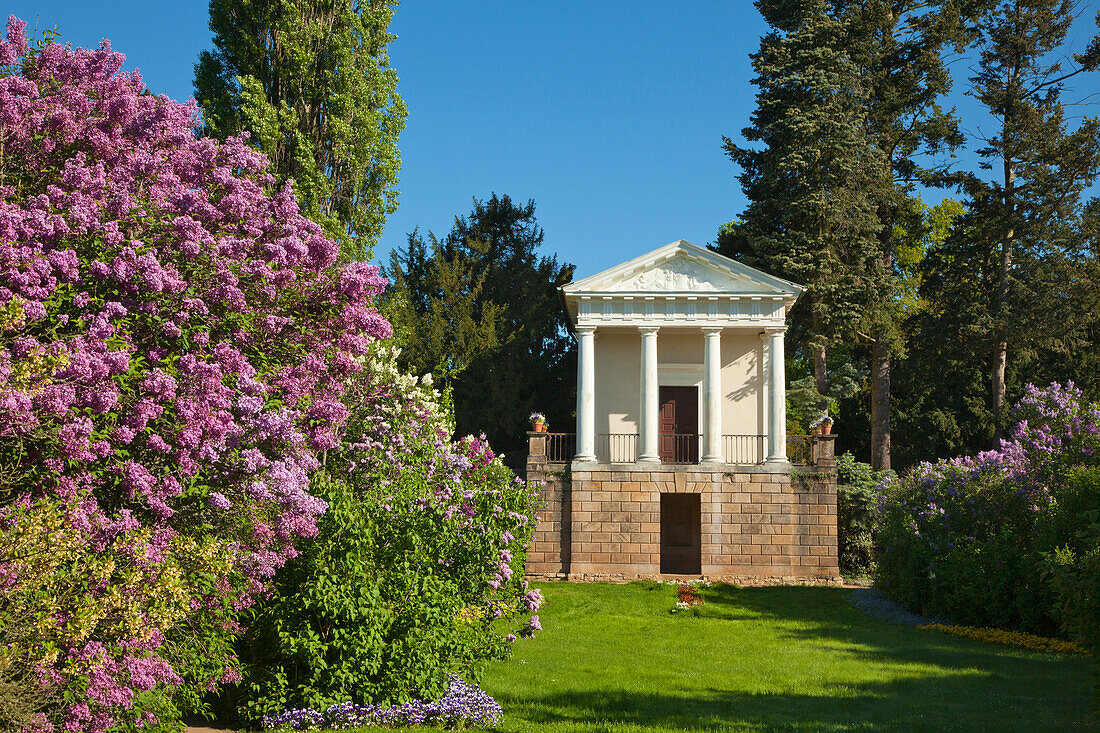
[
  {"left": 809, "top": 413, "right": 834, "bottom": 435},
  {"left": 529, "top": 412, "right": 547, "bottom": 432}
]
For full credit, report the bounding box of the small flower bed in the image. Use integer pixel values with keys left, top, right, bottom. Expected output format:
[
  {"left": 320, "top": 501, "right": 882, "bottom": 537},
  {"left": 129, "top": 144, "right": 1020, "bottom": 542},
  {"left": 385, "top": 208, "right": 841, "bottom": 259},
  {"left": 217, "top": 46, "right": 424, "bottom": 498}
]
[
  {"left": 919, "top": 624, "right": 1090, "bottom": 656},
  {"left": 261, "top": 676, "right": 503, "bottom": 730},
  {"left": 673, "top": 585, "right": 705, "bottom": 613}
]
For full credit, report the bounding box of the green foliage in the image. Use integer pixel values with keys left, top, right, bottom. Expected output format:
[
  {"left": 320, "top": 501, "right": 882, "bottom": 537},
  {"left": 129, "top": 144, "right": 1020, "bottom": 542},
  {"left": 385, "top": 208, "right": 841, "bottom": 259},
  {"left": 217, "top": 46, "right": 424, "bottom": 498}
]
[
  {"left": 787, "top": 376, "right": 839, "bottom": 428},
  {"left": 835, "top": 453, "right": 885, "bottom": 577},
  {"left": 876, "top": 463, "right": 1054, "bottom": 631},
  {"left": 194, "top": 0, "right": 407, "bottom": 260},
  {"left": 383, "top": 229, "right": 502, "bottom": 384},
  {"left": 720, "top": 0, "right": 893, "bottom": 407},
  {"left": 227, "top": 348, "right": 540, "bottom": 725},
  {"left": 387, "top": 194, "right": 575, "bottom": 468},
  {"left": 877, "top": 386, "right": 1100, "bottom": 638},
  {"left": 1045, "top": 467, "right": 1100, "bottom": 709}
]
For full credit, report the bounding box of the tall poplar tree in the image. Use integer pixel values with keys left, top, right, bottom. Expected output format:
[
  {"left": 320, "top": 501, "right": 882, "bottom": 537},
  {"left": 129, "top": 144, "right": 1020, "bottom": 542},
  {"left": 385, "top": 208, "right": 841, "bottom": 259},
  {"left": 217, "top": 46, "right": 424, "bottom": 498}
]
[
  {"left": 194, "top": 0, "right": 407, "bottom": 261},
  {"left": 966, "top": 0, "right": 1100, "bottom": 443},
  {"left": 721, "top": 0, "right": 891, "bottom": 408}
]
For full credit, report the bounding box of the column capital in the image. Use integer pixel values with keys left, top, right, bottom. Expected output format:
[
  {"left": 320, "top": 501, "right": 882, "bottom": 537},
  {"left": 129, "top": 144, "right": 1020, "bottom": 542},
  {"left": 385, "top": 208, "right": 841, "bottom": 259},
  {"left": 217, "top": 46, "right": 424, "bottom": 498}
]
[
  {"left": 762, "top": 326, "right": 787, "bottom": 336},
  {"left": 701, "top": 326, "right": 724, "bottom": 335},
  {"left": 638, "top": 325, "right": 660, "bottom": 335},
  {"left": 576, "top": 324, "right": 597, "bottom": 335}
]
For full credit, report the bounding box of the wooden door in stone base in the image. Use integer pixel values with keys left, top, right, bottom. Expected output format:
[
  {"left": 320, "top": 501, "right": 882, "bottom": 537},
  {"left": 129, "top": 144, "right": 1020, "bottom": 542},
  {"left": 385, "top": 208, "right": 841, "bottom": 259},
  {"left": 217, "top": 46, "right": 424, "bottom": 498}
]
[
  {"left": 659, "top": 385, "right": 698, "bottom": 463},
  {"left": 660, "top": 493, "right": 701, "bottom": 574}
]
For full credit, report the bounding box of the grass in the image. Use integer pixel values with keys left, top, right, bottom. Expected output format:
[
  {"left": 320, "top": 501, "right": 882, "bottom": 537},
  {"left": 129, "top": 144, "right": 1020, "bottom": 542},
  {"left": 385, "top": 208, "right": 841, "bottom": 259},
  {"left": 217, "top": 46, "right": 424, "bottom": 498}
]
[{"left": 315, "top": 582, "right": 1099, "bottom": 732}]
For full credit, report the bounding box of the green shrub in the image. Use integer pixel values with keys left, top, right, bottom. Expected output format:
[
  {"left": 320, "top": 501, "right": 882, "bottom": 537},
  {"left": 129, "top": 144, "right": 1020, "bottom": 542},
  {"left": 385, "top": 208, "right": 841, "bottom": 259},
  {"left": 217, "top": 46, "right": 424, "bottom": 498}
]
[
  {"left": 877, "top": 384, "right": 1100, "bottom": 638},
  {"left": 1046, "top": 468, "right": 1100, "bottom": 710},
  {"left": 835, "top": 453, "right": 884, "bottom": 577},
  {"left": 226, "top": 348, "right": 542, "bottom": 726}
]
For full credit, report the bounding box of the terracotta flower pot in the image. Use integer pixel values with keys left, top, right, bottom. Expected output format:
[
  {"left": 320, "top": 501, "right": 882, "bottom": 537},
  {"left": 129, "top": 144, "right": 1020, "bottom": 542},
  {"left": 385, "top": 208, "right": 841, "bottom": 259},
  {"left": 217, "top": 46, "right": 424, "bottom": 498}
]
[
  {"left": 533, "top": 421, "right": 546, "bottom": 432},
  {"left": 822, "top": 423, "right": 832, "bottom": 435}
]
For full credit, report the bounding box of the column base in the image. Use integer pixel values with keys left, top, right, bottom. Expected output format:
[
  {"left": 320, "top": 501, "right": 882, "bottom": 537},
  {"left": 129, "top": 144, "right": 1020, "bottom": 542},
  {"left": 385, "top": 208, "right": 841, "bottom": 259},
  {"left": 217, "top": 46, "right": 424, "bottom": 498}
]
[
  {"left": 574, "top": 454, "right": 597, "bottom": 462},
  {"left": 637, "top": 455, "right": 661, "bottom": 464},
  {"left": 765, "top": 457, "right": 790, "bottom": 464},
  {"left": 701, "top": 454, "right": 725, "bottom": 463}
]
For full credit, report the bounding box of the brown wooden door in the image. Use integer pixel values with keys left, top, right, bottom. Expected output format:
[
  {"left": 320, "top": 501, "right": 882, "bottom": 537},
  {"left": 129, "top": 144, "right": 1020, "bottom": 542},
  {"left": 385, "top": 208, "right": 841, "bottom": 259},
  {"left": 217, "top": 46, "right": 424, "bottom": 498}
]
[
  {"left": 660, "top": 493, "right": 701, "bottom": 574},
  {"left": 659, "top": 385, "right": 698, "bottom": 463}
]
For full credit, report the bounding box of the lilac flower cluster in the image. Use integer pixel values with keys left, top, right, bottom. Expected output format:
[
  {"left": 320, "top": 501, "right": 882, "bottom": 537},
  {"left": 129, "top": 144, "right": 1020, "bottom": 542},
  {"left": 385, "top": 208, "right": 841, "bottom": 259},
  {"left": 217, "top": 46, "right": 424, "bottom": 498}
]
[
  {"left": 0, "top": 19, "right": 390, "bottom": 732},
  {"left": 261, "top": 676, "right": 503, "bottom": 730}
]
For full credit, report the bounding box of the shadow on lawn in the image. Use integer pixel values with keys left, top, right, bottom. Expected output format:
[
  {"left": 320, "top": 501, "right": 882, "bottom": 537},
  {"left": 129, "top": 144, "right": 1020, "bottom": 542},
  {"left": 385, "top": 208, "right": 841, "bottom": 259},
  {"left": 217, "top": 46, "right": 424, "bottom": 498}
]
[
  {"left": 497, "top": 585, "right": 1097, "bottom": 731},
  {"left": 699, "top": 585, "right": 1032, "bottom": 665},
  {"left": 495, "top": 670, "right": 1091, "bottom": 732}
]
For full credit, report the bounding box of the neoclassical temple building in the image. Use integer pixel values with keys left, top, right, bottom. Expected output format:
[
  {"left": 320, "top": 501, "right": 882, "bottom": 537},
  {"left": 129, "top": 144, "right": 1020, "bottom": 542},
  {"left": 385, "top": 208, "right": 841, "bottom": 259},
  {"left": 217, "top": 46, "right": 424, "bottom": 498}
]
[{"left": 525, "top": 240, "right": 840, "bottom": 583}]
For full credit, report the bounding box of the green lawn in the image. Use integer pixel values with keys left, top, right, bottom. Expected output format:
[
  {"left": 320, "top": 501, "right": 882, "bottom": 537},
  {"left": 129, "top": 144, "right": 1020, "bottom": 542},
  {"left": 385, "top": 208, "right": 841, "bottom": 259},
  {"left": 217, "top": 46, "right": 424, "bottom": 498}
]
[{"left": 345, "top": 582, "right": 1098, "bottom": 732}]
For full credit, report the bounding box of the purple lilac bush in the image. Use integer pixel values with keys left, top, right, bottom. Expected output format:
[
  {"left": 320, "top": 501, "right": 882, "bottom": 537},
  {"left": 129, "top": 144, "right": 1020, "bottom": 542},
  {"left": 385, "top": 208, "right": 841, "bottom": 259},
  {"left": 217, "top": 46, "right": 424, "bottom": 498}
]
[
  {"left": 261, "top": 675, "right": 503, "bottom": 730},
  {"left": 877, "top": 382, "right": 1100, "bottom": 634},
  {"left": 0, "top": 18, "right": 389, "bottom": 732}
]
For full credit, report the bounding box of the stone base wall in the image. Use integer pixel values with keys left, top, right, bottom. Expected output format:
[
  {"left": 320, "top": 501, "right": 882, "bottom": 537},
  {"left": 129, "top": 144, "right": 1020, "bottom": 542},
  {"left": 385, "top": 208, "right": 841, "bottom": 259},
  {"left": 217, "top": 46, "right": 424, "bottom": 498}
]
[{"left": 524, "top": 433, "right": 840, "bottom": 585}]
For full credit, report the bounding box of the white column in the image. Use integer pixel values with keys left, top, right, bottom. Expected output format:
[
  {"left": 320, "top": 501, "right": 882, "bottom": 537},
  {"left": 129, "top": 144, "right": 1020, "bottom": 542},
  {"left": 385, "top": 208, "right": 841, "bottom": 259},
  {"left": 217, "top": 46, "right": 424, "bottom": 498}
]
[
  {"left": 758, "top": 331, "right": 769, "bottom": 442},
  {"left": 575, "top": 325, "right": 597, "bottom": 462},
  {"left": 766, "top": 328, "right": 788, "bottom": 463},
  {"left": 702, "top": 328, "right": 724, "bottom": 462},
  {"left": 638, "top": 326, "right": 660, "bottom": 463}
]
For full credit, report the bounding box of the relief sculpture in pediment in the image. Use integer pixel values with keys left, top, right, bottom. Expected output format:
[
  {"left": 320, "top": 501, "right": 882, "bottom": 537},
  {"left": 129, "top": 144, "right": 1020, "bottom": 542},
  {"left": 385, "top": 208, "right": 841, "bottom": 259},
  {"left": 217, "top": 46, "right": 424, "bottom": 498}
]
[{"left": 610, "top": 259, "right": 723, "bottom": 291}]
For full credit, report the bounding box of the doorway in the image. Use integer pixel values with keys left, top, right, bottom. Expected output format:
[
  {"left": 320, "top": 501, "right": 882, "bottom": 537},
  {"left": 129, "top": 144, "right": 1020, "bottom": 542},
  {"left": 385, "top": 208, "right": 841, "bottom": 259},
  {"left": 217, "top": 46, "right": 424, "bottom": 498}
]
[
  {"left": 659, "top": 385, "right": 698, "bottom": 463},
  {"left": 660, "top": 493, "right": 701, "bottom": 574}
]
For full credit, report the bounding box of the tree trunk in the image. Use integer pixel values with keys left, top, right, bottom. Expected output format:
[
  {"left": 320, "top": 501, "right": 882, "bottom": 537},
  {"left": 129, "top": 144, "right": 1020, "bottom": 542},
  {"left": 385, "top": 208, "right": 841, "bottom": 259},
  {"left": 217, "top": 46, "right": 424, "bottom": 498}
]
[
  {"left": 871, "top": 185, "right": 896, "bottom": 471},
  {"left": 811, "top": 304, "right": 828, "bottom": 416},
  {"left": 871, "top": 338, "right": 891, "bottom": 470},
  {"left": 813, "top": 344, "right": 827, "bottom": 398},
  {"left": 992, "top": 151, "right": 1015, "bottom": 446}
]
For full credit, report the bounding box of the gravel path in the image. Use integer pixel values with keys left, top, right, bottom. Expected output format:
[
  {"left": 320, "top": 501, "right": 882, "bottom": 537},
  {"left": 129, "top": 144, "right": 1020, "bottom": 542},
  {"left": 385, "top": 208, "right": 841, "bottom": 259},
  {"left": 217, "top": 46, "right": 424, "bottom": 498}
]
[{"left": 847, "top": 586, "right": 947, "bottom": 627}]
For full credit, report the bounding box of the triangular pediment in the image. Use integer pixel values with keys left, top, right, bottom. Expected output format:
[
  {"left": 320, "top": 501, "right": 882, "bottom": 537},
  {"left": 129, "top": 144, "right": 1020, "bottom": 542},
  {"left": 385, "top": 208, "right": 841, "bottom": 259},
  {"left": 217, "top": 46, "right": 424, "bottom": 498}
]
[{"left": 563, "top": 240, "right": 803, "bottom": 297}]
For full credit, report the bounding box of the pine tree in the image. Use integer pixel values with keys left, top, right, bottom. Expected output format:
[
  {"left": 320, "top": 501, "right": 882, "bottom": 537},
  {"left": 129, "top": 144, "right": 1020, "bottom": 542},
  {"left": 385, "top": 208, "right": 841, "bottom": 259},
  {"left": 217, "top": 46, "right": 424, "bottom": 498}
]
[
  {"left": 194, "top": 0, "right": 407, "bottom": 261},
  {"left": 966, "top": 0, "right": 1100, "bottom": 443},
  {"left": 840, "top": 0, "right": 968, "bottom": 469},
  {"left": 816, "top": 1, "right": 971, "bottom": 469},
  {"left": 721, "top": 0, "right": 891, "bottom": 412}
]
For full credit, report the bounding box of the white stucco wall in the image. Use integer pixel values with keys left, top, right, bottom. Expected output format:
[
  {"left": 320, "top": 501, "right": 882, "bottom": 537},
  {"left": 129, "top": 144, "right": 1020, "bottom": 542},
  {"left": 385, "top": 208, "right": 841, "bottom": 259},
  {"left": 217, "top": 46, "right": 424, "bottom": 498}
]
[
  {"left": 594, "top": 332, "right": 641, "bottom": 436},
  {"left": 721, "top": 331, "right": 762, "bottom": 436}
]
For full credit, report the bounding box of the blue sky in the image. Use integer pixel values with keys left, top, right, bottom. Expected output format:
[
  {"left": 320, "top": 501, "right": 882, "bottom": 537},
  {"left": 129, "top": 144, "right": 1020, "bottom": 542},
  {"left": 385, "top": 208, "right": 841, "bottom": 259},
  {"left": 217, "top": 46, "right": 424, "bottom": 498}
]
[{"left": 8, "top": 1, "right": 1100, "bottom": 279}]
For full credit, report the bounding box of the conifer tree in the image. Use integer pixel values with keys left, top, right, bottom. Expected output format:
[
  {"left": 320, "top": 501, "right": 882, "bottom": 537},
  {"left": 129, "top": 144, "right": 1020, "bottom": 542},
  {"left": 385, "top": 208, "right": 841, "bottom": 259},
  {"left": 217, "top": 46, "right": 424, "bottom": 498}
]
[
  {"left": 965, "top": 0, "right": 1100, "bottom": 443},
  {"left": 389, "top": 195, "right": 575, "bottom": 467},
  {"left": 385, "top": 229, "right": 502, "bottom": 385},
  {"left": 721, "top": 0, "right": 891, "bottom": 409},
  {"left": 194, "top": 0, "right": 406, "bottom": 261},
  {"left": 840, "top": 0, "right": 968, "bottom": 469}
]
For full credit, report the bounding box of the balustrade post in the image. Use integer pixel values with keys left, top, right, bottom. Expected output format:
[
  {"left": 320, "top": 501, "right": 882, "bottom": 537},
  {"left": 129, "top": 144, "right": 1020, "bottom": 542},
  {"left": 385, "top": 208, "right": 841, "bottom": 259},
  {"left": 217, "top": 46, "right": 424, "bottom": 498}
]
[{"left": 814, "top": 434, "right": 837, "bottom": 470}]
